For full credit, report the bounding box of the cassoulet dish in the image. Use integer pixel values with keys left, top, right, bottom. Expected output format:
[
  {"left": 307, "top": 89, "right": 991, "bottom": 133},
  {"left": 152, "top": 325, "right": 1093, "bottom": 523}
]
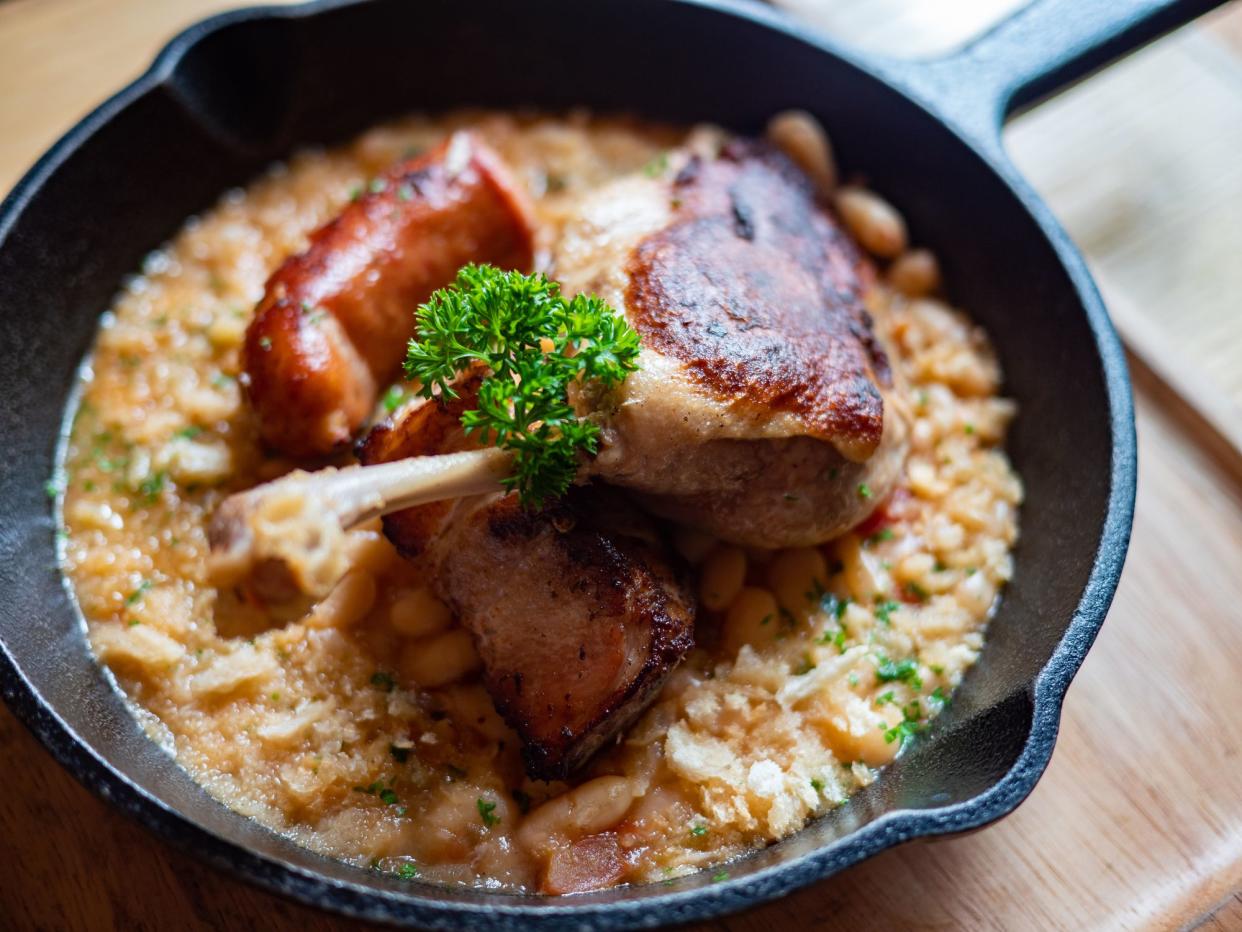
[{"left": 55, "top": 111, "right": 1021, "bottom": 893}]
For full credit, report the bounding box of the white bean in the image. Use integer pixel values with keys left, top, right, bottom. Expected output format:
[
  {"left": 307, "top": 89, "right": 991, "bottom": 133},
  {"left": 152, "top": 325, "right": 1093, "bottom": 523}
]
[
  {"left": 399, "top": 628, "right": 480, "bottom": 688},
  {"left": 767, "top": 110, "right": 837, "bottom": 195},
  {"left": 767, "top": 547, "right": 829, "bottom": 617},
  {"left": 836, "top": 186, "right": 908, "bottom": 258},
  {"left": 821, "top": 689, "right": 903, "bottom": 767},
  {"left": 304, "top": 569, "right": 376, "bottom": 629},
  {"left": 517, "top": 776, "right": 635, "bottom": 855},
  {"left": 344, "top": 530, "right": 402, "bottom": 577},
  {"left": 723, "top": 587, "right": 780, "bottom": 655},
  {"left": 389, "top": 586, "right": 453, "bottom": 638},
  {"left": 888, "top": 248, "right": 941, "bottom": 297}
]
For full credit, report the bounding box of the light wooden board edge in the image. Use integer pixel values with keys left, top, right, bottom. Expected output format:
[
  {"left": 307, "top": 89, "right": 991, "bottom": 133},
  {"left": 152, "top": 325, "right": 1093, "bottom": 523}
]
[{"left": 1097, "top": 268, "right": 1242, "bottom": 486}]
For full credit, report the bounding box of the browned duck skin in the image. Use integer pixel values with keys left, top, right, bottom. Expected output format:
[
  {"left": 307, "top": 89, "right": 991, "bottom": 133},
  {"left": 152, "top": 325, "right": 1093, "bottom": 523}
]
[{"left": 554, "top": 139, "right": 910, "bottom": 547}]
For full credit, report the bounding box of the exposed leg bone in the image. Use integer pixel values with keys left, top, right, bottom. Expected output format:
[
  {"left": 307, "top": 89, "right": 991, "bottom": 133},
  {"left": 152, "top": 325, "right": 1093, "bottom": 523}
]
[{"left": 207, "top": 447, "right": 511, "bottom": 599}]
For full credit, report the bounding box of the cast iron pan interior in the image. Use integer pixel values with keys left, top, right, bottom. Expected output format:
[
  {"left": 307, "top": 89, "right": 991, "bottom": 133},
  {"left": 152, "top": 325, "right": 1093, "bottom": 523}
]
[{"left": 0, "top": 0, "right": 1143, "bottom": 927}]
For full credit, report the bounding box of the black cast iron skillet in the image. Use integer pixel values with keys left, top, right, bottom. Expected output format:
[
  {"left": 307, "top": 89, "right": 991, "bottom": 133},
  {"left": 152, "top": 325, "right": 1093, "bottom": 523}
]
[{"left": 0, "top": 0, "right": 1220, "bottom": 927}]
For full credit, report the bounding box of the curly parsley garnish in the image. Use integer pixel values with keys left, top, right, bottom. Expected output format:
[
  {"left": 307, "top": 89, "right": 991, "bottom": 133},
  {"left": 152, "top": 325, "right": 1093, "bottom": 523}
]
[{"left": 404, "top": 264, "right": 640, "bottom": 508}]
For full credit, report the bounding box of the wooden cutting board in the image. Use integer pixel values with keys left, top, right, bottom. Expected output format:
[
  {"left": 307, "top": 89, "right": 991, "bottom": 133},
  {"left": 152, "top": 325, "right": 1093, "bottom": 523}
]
[{"left": 3, "top": 1, "right": 1242, "bottom": 928}]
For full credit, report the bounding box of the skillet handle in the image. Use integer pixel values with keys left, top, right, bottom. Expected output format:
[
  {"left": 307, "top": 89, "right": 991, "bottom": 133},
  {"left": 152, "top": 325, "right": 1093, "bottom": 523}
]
[{"left": 881, "top": 0, "right": 1229, "bottom": 152}]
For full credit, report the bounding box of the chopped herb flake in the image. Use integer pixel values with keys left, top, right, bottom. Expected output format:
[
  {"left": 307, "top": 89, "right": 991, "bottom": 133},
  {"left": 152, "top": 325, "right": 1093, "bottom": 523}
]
[
  {"left": 904, "top": 581, "right": 929, "bottom": 602},
  {"left": 643, "top": 152, "right": 669, "bottom": 177},
  {"left": 884, "top": 719, "right": 923, "bottom": 745},
  {"left": 398, "top": 862, "right": 419, "bottom": 880},
  {"left": 354, "top": 780, "right": 401, "bottom": 807},
  {"left": 370, "top": 671, "right": 396, "bottom": 692},
  {"left": 857, "top": 483, "right": 873, "bottom": 500},
  {"left": 817, "top": 622, "right": 848, "bottom": 653},
  {"left": 874, "top": 600, "right": 900, "bottom": 625},
  {"left": 124, "top": 579, "right": 153, "bottom": 605},
  {"left": 477, "top": 797, "right": 500, "bottom": 827},
  {"left": 382, "top": 384, "right": 406, "bottom": 413},
  {"left": 884, "top": 700, "right": 926, "bottom": 746},
  {"left": 875, "top": 656, "right": 922, "bottom": 689}
]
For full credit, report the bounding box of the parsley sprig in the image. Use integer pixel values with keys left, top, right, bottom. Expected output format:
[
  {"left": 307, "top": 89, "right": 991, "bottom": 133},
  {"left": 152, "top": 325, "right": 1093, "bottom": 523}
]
[{"left": 404, "top": 264, "right": 640, "bottom": 507}]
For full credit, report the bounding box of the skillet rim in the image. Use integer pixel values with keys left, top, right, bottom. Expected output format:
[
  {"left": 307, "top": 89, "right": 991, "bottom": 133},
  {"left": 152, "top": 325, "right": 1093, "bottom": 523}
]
[{"left": 0, "top": 0, "right": 1137, "bottom": 927}]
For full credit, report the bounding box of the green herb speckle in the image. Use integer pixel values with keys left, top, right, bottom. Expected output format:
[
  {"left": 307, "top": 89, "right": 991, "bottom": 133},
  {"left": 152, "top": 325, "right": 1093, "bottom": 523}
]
[
  {"left": 370, "top": 671, "right": 395, "bottom": 692},
  {"left": 477, "top": 797, "right": 500, "bottom": 827}
]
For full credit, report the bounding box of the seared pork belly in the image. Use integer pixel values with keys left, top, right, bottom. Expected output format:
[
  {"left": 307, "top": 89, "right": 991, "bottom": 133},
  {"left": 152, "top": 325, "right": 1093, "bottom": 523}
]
[
  {"left": 554, "top": 140, "right": 910, "bottom": 547},
  {"left": 359, "top": 393, "right": 695, "bottom": 780}
]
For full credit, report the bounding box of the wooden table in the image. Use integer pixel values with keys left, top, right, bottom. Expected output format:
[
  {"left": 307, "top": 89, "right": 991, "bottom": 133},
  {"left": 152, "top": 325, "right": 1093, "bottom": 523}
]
[{"left": 3, "top": 1, "right": 1242, "bottom": 928}]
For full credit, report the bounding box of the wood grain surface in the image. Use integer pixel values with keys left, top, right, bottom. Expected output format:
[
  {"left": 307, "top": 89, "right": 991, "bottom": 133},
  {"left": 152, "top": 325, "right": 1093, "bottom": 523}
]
[{"left": 3, "top": 1, "right": 1242, "bottom": 930}]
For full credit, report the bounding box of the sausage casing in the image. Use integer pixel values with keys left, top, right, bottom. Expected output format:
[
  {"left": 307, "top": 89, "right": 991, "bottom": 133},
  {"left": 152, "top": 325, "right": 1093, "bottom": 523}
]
[{"left": 244, "top": 132, "right": 536, "bottom": 457}]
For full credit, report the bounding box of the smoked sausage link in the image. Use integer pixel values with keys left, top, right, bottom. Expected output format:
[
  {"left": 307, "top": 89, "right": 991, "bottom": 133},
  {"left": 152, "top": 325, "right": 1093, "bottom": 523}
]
[{"left": 243, "top": 132, "right": 536, "bottom": 457}]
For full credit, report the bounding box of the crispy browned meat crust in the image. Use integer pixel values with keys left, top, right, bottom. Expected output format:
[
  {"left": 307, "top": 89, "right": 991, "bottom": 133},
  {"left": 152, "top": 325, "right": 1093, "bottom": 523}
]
[
  {"left": 447, "top": 488, "right": 694, "bottom": 779},
  {"left": 356, "top": 374, "right": 487, "bottom": 560},
  {"left": 625, "top": 140, "right": 888, "bottom": 457},
  {"left": 244, "top": 133, "right": 535, "bottom": 458},
  {"left": 358, "top": 392, "right": 695, "bottom": 780}
]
